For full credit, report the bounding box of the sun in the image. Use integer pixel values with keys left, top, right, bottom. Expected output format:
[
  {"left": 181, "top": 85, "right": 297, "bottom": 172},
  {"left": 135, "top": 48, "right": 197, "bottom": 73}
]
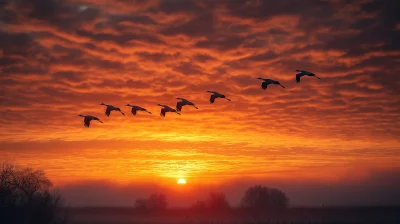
[{"left": 177, "top": 178, "right": 187, "bottom": 185}]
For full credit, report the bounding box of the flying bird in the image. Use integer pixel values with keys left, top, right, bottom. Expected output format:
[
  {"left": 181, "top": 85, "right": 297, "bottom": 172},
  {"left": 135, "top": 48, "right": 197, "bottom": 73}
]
[
  {"left": 158, "top": 104, "right": 181, "bottom": 117},
  {"left": 100, "top": 103, "right": 125, "bottom": 116},
  {"left": 206, "top": 91, "right": 231, "bottom": 104},
  {"left": 125, "top": 104, "right": 152, "bottom": 115},
  {"left": 256, "top": 78, "right": 285, "bottom": 90},
  {"left": 176, "top": 98, "right": 198, "bottom": 112},
  {"left": 296, "top": 70, "right": 321, "bottom": 83},
  {"left": 78, "top": 115, "right": 103, "bottom": 128}
]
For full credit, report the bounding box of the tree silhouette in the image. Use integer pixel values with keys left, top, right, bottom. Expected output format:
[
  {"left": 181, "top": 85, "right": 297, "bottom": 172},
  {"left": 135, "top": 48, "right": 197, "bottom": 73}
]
[
  {"left": 0, "top": 162, "right": 67, "bottom": 224},
  {"left": 148, "top": 193, "right": 168, "bottom": 210},
  {"left": 241, "top": 185, "right": 289, "bottom": 210},
  {"left": 134, "top": 193, "right": 168, "bottom": 211},
  {"left": 205, "top": 192, "right": 230, "bottom": 210}
]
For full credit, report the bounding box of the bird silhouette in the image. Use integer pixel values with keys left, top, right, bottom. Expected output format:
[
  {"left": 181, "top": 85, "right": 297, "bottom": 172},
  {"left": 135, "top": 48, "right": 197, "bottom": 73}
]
[
  {"left": 256, "top": 77, "right": 285, "bottom": 90},
  {"left": 125, "top": 104, "right": 152, "bottom": 115},
  {"left": 100, "top": 103, "right": 125, "bottom": 116},
  {"left": 158, "top": 104, "right": 181, "bottom": 117},
  {"left": 78, "top": 115, "right": 103, "bottom": 128},
  {"left": 296, "top": 70, "right": 321, "bottom": 83},
  {"left": 206, "top": 91, "right": 231, "bottom": 104},
  {"left": 176, "top": 98, "right": 198, "bottom": 112}
]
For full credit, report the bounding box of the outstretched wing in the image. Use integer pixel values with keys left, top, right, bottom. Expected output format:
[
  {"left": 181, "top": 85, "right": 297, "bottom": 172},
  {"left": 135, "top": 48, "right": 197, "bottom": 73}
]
[
  {"left": 160, "top": 108, "right": 166, "bottom": 117},
  {"left": 139, "top": 107, "right": 151, "bottom": 114},
  {"left": 176, "top": 101, "right": 183, "bottom": 111},
  {"left": 84, "top": 117, "right": 91, "bottom": 128},
  {"left": 261, "top": 82, "right": 268, "bottom": 90},
  {"left": 209, "top": 95, "right": 216, "bottom": 103},
  {"left": 131, "top": 108, "right": 137, "bottom": 115},
  {"left": 105, "top": 107, "right": 111, "bottom": 116},
  {"left": 296, "top": 69, "right": 308, "bottom": 73},
  {"left": 296, "top": 73, "right": 303, "bottom": 83},
  {"left": 95, "top": 118, "right": 103, "bottom": 123}
]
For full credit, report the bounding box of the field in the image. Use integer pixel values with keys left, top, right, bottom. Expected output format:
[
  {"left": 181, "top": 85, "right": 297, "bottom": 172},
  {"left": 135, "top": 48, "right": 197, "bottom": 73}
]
[{"left": 67, "top": 206, "right": 400, "bottom": 224}]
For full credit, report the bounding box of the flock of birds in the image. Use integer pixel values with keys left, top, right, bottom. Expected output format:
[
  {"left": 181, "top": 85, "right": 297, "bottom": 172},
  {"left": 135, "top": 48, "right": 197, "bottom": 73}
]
[{"left": 78, "top": 70, "right": 321, "bottom": 127}]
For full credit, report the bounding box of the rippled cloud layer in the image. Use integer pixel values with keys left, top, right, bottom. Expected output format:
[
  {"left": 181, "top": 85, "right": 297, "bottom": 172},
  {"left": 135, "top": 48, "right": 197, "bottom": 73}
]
[{"left": 1, "top": 0, "right": 399, "bottom": 185}]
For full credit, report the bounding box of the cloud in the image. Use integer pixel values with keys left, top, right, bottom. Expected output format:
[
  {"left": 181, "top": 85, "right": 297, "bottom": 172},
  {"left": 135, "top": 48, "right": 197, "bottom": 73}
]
[
  {"left": 0, "top": 0, "right": 399, "bottom": 196},
  {"left": 162, "top": 13, "right": 215, "bottom": 37}
]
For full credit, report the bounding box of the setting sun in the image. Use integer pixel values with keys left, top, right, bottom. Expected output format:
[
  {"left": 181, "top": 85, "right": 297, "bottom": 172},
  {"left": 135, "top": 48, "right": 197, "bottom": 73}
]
[{"left": 177, "top": 178, "right": 187, "bottom": 185}]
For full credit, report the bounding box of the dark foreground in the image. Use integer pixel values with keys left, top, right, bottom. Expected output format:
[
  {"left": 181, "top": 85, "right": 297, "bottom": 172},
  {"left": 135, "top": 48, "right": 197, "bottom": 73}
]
[{"left": 67, "top": 206, "right": 400, "bottom": 224}]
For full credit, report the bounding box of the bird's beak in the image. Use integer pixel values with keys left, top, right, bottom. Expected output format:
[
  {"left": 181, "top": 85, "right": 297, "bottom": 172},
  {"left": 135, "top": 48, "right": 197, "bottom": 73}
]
[{"left": 280, "top": 84, "right": 285, "bottom": 88}]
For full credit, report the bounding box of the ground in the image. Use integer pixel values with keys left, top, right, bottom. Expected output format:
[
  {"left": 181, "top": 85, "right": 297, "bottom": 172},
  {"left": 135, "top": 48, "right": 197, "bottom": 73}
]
[{"left": 67, "top": 207, "right": 400, "bottom": 224}]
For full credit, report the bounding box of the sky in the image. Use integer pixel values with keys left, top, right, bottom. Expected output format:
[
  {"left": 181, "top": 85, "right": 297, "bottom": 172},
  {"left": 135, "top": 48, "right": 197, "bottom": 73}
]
[{"left": 0, "top": 0, "right": 399, "bottom": 206}]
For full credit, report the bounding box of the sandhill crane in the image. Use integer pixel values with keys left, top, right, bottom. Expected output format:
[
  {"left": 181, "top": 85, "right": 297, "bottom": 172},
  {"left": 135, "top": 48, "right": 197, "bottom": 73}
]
[
  {"left": 158, "top": 104, "right": 181, "bottom": 117},
  {"left": 296, "top": 70, "right": 321, "bottom": 83},
  {"left": 206, "top": 91, "right": 231, "bottom": 104},
  {"left": 125, "top": 104, "right": 152, "bottom": 115},
  {"left": 100, "top": 103, "right": 125, "bottom": 117},
  {"left": 176, "top": 98, "right": 198, "bottom": 112},
  {"left": 256, "top": 78, "right": 285, "bottom": 90},
  {"left": 78, "top": 115, "right": 103, "bottom": 128}
]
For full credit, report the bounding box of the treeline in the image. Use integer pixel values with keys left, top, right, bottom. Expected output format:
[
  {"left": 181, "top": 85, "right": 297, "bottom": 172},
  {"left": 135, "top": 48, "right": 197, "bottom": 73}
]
[
  {"left": 134, "top": 186, "right": 289, "bottom": 212},
  {"left": 0, "top": 163, "right": 67, "bottom": 224},
  {"left": 1, "top": 163, "right": 290, "bottom": 223}
]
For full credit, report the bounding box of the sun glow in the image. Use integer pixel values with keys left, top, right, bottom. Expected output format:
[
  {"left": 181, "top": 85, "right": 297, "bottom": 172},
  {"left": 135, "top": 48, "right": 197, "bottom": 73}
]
[{"left": 177, "top": 178, "right": 187, "bottom": 185}]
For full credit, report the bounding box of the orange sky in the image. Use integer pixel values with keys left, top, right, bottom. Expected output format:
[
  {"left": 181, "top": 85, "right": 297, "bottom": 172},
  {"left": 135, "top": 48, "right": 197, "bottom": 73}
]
[{"left": 0, "top": 0, "right": 400, "bottom": 204}]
